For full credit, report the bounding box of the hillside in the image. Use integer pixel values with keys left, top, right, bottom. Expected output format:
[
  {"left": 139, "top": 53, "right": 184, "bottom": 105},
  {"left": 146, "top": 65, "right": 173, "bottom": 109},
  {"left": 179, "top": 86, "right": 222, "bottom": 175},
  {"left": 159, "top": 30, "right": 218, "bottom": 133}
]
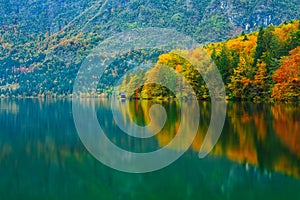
[
  {"left": 0, "top": 1, "right": 300, "bottom": 100},
  {"left": 1, "top": 0, "right": 300, "bottom": 42}
]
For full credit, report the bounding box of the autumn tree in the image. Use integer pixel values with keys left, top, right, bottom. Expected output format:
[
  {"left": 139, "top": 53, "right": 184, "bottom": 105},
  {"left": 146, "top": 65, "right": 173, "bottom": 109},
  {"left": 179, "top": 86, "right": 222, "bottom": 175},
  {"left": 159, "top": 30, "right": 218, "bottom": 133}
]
[
  {"left": 228, "top": 55, "right": 253, "bottom": 100},
  {"left": 253, "top": 61, "right": 269, "bottom": 102},
  {"left": 272, "top": 46, "right": 300, "bottom": 101}
]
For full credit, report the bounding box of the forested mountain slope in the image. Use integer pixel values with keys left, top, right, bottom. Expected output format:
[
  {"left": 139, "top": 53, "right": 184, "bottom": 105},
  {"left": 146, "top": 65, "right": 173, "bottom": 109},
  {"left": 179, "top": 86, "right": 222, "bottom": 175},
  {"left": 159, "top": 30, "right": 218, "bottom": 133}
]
[
  {"left": 1, "top": 0, "right": 299, "bottom": 41},
  {"left": 0, "top": 0, "right": 299, "bottom": 100}
]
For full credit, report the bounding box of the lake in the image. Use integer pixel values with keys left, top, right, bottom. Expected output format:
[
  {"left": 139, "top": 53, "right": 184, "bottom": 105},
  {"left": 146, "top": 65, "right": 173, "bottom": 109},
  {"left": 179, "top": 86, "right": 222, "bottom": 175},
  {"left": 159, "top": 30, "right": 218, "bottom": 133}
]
[{"left": 0, "top": 98, "right": 300, "bottom": 200}]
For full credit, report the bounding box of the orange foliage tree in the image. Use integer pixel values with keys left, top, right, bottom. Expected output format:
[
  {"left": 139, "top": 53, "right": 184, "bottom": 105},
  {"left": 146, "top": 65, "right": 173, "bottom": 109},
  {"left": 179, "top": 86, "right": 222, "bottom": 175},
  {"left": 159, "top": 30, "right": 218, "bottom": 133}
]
[{"left": 272, "top": 46, "right": 300, "bottom": 101}]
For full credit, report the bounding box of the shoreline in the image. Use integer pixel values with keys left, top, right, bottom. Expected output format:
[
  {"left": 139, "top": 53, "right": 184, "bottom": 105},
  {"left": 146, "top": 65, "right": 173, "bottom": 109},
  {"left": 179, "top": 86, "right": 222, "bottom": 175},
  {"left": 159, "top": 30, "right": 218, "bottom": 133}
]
[{"left": 0, "top": 95, "right": 299, "bottom": 104}]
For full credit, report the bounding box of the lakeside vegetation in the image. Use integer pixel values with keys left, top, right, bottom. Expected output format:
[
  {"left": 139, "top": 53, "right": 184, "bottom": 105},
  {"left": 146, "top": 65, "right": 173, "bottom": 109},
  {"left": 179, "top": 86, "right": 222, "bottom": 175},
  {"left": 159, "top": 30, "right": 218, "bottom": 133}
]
[{"left": 120, "top": 20, "right": 300, "bottom": 102}]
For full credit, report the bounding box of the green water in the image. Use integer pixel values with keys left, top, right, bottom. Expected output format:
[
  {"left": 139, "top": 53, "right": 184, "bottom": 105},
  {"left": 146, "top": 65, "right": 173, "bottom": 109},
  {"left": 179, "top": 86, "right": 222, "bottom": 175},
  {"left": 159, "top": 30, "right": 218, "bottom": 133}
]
[{"left": 0, "top": 99, "right": 300, "bottom": 200}]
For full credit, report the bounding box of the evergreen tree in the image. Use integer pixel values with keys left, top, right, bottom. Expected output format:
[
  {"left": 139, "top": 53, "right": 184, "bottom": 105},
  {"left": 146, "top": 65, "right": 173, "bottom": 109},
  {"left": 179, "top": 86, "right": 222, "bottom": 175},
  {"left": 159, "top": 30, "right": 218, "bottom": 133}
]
[
  {"left": 241, "top": 31, "right": 248, "bottom": 41},
  {"left": 215, "top": 45, "right": 230, "bottom": 83},
  {"left": 253, "top": 27, "right": 265, "bottom": 67}
]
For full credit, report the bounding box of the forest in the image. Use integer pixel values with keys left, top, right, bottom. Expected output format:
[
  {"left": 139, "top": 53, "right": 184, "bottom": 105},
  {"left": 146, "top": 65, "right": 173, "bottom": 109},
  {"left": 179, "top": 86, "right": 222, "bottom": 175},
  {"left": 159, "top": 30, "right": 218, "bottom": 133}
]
[{"left": 120, "top": 20, "right": 300, "bottom": 102}]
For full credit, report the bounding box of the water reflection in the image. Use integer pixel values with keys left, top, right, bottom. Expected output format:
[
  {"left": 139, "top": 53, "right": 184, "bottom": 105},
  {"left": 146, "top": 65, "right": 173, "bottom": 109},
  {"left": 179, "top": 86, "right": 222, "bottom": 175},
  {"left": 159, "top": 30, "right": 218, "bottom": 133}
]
[
  {"left": 218, "top": 103, "right": 300, "bottom": 178},
  {"left": 116, "top": 100, "right": 300, "bottom": 178},
  {"left": 0, "top": 99, "right": 300, "bottom": 199}
]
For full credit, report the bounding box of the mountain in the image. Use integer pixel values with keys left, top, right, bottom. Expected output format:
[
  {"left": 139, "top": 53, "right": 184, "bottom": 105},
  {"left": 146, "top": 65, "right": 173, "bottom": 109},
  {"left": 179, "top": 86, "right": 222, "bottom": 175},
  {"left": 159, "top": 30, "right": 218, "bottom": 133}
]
[
  {"left": 1, "top": 0, "right": 300, "bottom": 41},
  {"left": 0, "top": 0, "right": 299, "bottom": 98}
]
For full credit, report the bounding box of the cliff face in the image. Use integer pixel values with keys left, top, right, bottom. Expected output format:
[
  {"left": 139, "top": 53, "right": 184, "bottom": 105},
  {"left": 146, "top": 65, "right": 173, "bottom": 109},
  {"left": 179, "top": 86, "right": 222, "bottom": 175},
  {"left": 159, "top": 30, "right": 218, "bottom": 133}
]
[
  {"left": 200, "top": 0, "right": 300, "bottom": 41},
  {"left": 1, "top": 0, "right": 299, "bottom": 42}
]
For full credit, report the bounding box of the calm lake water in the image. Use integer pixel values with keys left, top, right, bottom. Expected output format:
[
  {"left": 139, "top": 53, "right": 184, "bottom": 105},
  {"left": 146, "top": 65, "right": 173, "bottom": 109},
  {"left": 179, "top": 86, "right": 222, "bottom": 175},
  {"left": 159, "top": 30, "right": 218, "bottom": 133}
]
[{"left": 0, "top": 99, "right": 300, "bottom": 200}]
